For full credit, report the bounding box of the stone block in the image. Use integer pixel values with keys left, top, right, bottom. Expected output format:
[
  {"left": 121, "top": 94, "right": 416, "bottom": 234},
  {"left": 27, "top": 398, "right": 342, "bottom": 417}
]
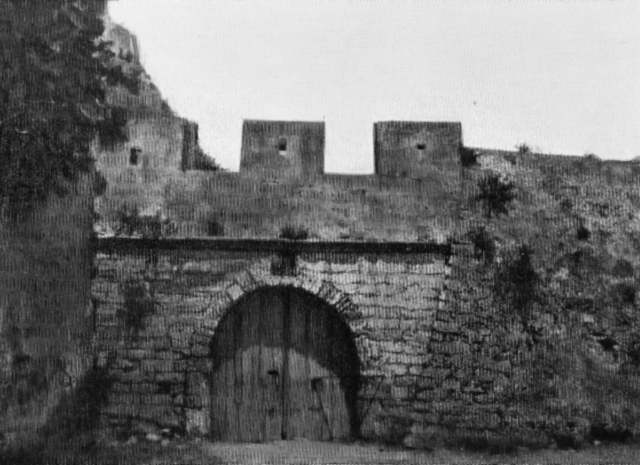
[
  {"left": 317, "top": 281, "right": 338, "bottom": 302},
  {"left": 108, "top": 392, "right": 140, "bottom": 405},
  {"left": 169, "top": 328, "right": 193, "bottom": 349},
  {"left": 156, "top": 351, "right": 181, "bottom": 360},
  {"left": 209, "top": 292, "right": 232, "bottom": 312},
  {"left": 301, "top": 260, "right": 330, "bottom": 273},
  {"left": 391, "top": 386, "right": 411, "bottom": 400},
  {"left": 131, "top": 382, "right": 157, "bottom": 393},
  {"left": 330, "top": 263, "right": 358, "bottom": 273},
  {"left": 495, "top": 360, "right": 512, "bottom": 373},
  {"left": 234, "top": 271, "right": 257, "bottom": 291},
  {"left": 385, "top": 364, "right": 408, "bottom": 376},
  {"left": 186, "top": 409, "right": 210, "bottom": 436},
  {"left": 122, "top": 349, "right": 152, "bottom": 360},
  {"left": 226, "top": 284, "right": 244, "bottom": 301},
  {"left": 187, "top": 372, "right": 209, "bottom": 400},
  {"left": 156, "top": 372, "right": 185, "bottom": 383},
  {"left": 148, "top": 394, "right": 173, "bottom": 405},
  {"left": 190, "top": 344, "right": 210, "bottom": 357},
  {"left": 139, "top": 407, "right": 181, "bottom": 429},
  {"left": 442, "top": 379, "right": 461, "bottom": 392},
  {"left": 141, "top": 359, "right": 174, "bottom": 373},
  {"left": 117, "top": 370, "right": 153, "bottom": 382},
  {"left": 138, "top": 336, "right": 171, "bottom": 351},
  {"left": 111, "top": 382, "right": 131, "bottom": 393}
]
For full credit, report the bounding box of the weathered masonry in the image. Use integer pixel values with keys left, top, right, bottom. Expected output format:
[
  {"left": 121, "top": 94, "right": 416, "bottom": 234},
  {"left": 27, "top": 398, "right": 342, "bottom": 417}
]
[
  {"left": 93, "top": 239, "right": 484, "bottom": 446},
  {"left": 95, "top": 120, "right": 463, "bottom": 241}
]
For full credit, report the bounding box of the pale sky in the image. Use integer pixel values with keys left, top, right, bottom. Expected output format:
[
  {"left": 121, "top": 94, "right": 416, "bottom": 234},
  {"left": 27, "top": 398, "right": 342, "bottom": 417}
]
[{"left": 108, "top": 0, "right": 640, "bottom": 173}]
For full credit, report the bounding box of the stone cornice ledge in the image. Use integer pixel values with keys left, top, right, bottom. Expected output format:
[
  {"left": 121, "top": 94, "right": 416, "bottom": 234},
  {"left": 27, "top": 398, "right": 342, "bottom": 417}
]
[{"left": 95, "top": 237, "right": 454, "bottom": 256}]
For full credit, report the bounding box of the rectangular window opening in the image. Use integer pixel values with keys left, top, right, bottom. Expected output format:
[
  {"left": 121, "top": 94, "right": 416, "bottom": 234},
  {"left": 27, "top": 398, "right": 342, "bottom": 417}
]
[{"left": 130, "top": 147, "right": 140, "bottom": 166}]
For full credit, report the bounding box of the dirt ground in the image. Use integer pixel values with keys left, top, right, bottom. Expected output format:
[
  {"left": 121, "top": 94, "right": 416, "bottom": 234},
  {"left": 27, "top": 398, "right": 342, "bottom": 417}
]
[
  {"left": 7, "top": 437, "right": 640, "bottom": 465},
  {"left": 199, "top": 439, "right": 640, "bottom": 465}
]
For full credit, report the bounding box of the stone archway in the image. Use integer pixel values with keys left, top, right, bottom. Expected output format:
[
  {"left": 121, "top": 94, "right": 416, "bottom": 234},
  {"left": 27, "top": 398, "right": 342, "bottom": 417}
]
[{"left": 208, "top": 285, "right": 360, "bottom": 442}]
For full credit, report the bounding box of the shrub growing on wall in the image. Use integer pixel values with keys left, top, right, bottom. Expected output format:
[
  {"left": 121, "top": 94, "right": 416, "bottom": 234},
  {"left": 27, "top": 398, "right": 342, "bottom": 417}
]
[
  {"left": 206, "top": 218, "right": 225, "bottom": 237},
  {"left": 279, "top": 224, "right": 309, "bottom": 241},
  {"left": 516, "top": 143, "right": 532, "bottom": 156},
  {"left": 0, "top": 0, "right": 134, "bottom": 222},
  {"left": 118, "top": 280, "right": 155, "bottom": 338},
  {"left": 494, "top": 244, "right": 539, "bottom": 324},
  {"left": 467, "top": 225, "right": 497, "bottom": 264},
  {"left": 476, "top": 174, "right": 516, "bottom": 219},
  {"left": 459, "top": 146, "right": 478, "bottom": 168},
  {"left": 115, "top": 205, "right": 173, "bottom": 239}
]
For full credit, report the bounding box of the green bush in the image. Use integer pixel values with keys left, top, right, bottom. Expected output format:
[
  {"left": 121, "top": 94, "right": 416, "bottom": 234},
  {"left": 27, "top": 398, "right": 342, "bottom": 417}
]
[{"left": 476, "top": 174, "right": 516, "bottom": 219}]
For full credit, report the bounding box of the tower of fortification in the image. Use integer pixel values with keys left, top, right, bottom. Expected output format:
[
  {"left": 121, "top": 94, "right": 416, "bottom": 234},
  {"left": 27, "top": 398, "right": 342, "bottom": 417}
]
[
  {"left": 374, "top": 121, "right": 462, "bottom": 177},
  {"left": 240, "top": 120, "right": 325, "bottom": 178}
]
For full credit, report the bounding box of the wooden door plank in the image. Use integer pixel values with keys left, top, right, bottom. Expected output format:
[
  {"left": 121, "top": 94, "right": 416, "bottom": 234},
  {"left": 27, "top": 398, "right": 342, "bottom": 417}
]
[
  {"left": 260, "top": 289, "right": 285, "bottom": 441},
  {"left": 286, "top": 290, "right": 309, "bottom": 440},
  {"left": 308, "top": 304, "right": 332, "bottom": 441},
  {"left": 239, "top": 293, "right": 257, "bottom": 441},
  {"left": 281, "top": 288, "right": 291, "bottom": 440}
]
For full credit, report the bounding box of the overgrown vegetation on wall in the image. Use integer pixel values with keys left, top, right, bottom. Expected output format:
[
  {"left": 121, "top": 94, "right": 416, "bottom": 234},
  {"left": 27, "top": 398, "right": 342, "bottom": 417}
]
[
  {"left": 118, "top": 279, "right": 156, "bottom": 338},
  {"left": 457, "top": 147, "right": 640, "bottom": 448},
  {"left": 115, "top": 205, "right": 174, "bottom": 239},
  {"left": 0, "top": 0, "right": 134, "bottom": 449},
  {"left": 475, "top": 174, "right": 516, "bottom": 219},
  {"left": 0, "top": 0, "right": 133, "bottom": 222}
]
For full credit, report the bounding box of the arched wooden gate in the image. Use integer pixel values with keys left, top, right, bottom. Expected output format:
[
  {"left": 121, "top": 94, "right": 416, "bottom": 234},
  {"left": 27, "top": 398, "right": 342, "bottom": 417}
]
[{"left": 209, "top": 286, "right": 359, "bottom": 442}]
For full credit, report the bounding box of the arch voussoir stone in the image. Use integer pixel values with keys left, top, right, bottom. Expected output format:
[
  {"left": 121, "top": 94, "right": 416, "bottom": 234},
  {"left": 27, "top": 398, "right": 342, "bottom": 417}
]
[
  {"left": 317, "top": 280, "right": 339, "bottom": 302},
  {"left": 212, "top": 275, "right": 360, "bottom": 334},
  {"left": 225, "top": 283, "right": 244, "bottom": 302},
  {"left": 234, "top": 270, "right": 259, "bottom": 293}
]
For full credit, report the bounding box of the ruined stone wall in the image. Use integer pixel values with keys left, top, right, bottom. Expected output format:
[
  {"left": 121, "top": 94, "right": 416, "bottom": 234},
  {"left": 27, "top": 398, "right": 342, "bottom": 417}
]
[
  {"left": 90, "top": 229, "right": 633, "bottom": 450},
  {"left": 91, "top": 241, "right": 457, "bottom": 443},
  {"left": 96, "top": 168, "right": 459, "bottom": 241},
  {"left": 97, "top": 115, "right": 186, "bottom": 172}
]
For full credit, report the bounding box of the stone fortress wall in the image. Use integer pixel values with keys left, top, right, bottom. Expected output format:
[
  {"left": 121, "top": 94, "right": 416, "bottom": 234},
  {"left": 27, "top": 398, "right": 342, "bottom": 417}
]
[
  {"left": 90, "top": 18, "right": 640, "bottom": 449},
  {"left": 95, "top": 116, "right": 464, "bottom": 242}
]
